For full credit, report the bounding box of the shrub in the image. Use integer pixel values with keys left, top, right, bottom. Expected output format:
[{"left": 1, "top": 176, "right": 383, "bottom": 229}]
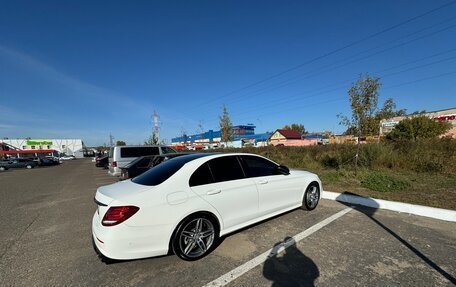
[
  {"left": 361, "top": 172, "right": 410, "bottom": 192},
  {"left": 216, "top": 137, "right": 456, "bottom": 174},
  {"left": 386, "top": 116, "right": 451, "bottom": 141}
]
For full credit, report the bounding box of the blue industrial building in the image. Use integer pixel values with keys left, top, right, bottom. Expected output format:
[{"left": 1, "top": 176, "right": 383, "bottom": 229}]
[{"left": 171, "top": 124, "right": 271, "bottom": 145}]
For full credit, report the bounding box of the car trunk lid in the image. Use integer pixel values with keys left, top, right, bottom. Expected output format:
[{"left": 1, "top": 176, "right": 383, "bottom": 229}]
[{"left": 94, "top": 180, "right": 150, "bottom": 218}]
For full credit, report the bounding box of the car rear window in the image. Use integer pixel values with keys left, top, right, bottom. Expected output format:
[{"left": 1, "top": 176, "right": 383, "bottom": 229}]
[{"left": 132, "top": 153, "right": 213, "bottom": 186}]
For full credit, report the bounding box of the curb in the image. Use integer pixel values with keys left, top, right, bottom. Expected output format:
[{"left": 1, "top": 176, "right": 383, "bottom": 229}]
[{"left": 322, "top": 191, "right": 456, "bottom": 222}]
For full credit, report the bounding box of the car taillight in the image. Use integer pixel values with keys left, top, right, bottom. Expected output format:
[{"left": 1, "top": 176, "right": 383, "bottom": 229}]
[
  {"left": 102, "top": 206, "right": 139, "bottom": 226},
  {"left": 112, "top": 161, "right": 117, "bottom": 167}
]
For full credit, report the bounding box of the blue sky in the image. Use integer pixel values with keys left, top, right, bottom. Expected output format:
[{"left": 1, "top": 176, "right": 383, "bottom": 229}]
[{"left": 1, "top": 0, "right": 455, "bottom": 146}]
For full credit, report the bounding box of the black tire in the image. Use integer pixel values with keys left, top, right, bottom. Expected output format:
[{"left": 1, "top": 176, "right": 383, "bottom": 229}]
[
  {"left": 301, "top": 182, "right": 320, "bottom": 211},
  {"left": 172, "top": 213, "right": 219, "bottom": 261}
]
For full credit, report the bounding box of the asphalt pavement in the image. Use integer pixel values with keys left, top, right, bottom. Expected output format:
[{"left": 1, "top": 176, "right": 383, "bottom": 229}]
[{"left": 0, "top": 159, "right": 454, "bottom": 286}]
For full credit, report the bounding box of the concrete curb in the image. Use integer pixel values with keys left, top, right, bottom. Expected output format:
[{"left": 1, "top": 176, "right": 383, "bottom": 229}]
[{"left": 322, "top": 191, "right": 456, "bottom": 222}]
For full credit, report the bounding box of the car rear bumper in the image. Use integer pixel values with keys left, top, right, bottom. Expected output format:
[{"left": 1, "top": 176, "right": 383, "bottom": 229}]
[
  {"left": 91, "top": 212, "right": 171, "bottom": 260},
  {"left": 108, "top": 167, "right": 121, "bottom": 176}
]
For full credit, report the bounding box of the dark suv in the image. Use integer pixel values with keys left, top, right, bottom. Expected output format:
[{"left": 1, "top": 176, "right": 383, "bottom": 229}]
[
  {"left": 0, "top": 158, "right": 38, "bottom": 170},
  {"left": 119, "top": 153, "right": 192, "bottom": 180}
]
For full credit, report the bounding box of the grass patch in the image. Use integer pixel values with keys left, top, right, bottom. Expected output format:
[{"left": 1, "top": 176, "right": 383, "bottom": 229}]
[
  {"left": 360, "top": 172, "right": 410, "bottom": 192},
  {"left": 210, "top": 138, "right": 456, "bottom": 209}
]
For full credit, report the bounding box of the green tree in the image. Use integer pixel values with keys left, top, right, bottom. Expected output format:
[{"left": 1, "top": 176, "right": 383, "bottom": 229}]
[
  {"left": 376, "top": 98, "right": 407, "bottom": 120},
  {"left": 144, "top": 134, "right": 159, "bottom": 145},
  {"left": 115, "top": 140, "right": 126, "bottom": 146},
  {"left": 219, "top": 104, "right": 233, "bottom": 143},
  {"left": 282, "top": 123, "right": 306, "bottom": 135},
  {"left": 338, "top": 74, "right": 381, "bottom": 136},
  {"left": 387, "top": 116, "right": 451, "bottom": 141},
  {"left": 338, "top": 75, "right": 405, "bottom": 136}
]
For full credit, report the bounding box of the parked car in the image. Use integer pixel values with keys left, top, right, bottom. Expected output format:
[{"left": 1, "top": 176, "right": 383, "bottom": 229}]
[
  {"left": 39, "top": 157, "right": 59, "bottom": 166},
  {"left": 108, "top": 145, "right": 176, "bottom": 177},
  {"left": 0, "top": 158, "right": 37, "bottom": 169},
  {"left": 93, "top": 153, "right": 321, "bottom": 261},
  {"left": 45, "top": 156, "right": 62, "bottom": 164},
  {"left": 0, "top": 162, "right": 10, "bottom": 171},
  {"left": 95, "top": 155, "right": 109, "bottom": 169},
  {"left": 60, "top": 154, "right": 76, "bottom": 160},
  {"left": 119, "top": 153, "right": 192, "bottom": 180}
]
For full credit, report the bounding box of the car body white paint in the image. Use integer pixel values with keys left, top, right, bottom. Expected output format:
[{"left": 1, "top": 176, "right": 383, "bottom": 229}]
[{"left": 92, "top": 153, "right": 321, "bottom": 260}]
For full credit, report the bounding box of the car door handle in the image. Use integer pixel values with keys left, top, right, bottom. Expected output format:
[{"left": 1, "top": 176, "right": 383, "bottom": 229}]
[
  {"left": 257, "top": 180, "right": 268, "bottom": 185},
  {"left": 207, "top": 189, "right": 221, "bottom": 195}
]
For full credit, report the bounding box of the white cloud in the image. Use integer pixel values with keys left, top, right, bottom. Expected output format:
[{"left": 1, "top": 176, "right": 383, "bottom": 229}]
[
  {"left": 0, "top": 123, "right": 14, "bottom": 129},
  {"left": 0, "top": 45, "right": 150, "bottom": 113}
]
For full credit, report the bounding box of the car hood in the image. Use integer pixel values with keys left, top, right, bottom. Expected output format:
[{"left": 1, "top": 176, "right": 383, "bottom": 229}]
[{"left": 95, "top": 179, "right": 151, "bottom": 205}]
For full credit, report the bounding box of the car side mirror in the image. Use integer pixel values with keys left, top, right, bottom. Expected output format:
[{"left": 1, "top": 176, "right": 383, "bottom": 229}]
[{"left": 277, "top": 165, "right": 290, "bottom": 175}]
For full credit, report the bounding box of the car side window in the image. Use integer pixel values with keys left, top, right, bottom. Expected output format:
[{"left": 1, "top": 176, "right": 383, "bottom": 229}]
[
  {"left": 241, "top": 155, "right": 279, "bottom": 177},
  {"left": 189, "top": 163, "right": 214, "bottom": 187},
  {"left": 150, "top": 157, "right": 164, "bottom": 167},
  {"left": 136, "top": 157, "right": 152, "bottom": 168},
  {"left": 161, "top": 147, "right": 176, "bottom": 154},
  {"left": 207, "top": 156, "right": 245, "bottom": 183}
]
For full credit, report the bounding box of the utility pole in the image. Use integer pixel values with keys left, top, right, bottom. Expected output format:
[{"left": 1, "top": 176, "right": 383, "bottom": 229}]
[
  {"left": 109, "top": 133, "right": 114, "bottom": 147},
  {"left": 152, "top": 111, "right": 160, "bottom": 144}
]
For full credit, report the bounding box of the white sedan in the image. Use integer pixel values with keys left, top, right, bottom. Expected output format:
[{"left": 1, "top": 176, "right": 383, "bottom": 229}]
[{"left": 92, "top": 153, "right": 321, "bottom": 261}]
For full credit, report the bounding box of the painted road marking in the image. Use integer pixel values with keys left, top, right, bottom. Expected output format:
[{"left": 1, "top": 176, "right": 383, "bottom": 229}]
[{"left": 202, "top": 207, "right": 353, "bottom": 287}]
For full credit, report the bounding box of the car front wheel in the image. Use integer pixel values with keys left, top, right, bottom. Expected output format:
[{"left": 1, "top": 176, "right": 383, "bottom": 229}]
[
  {"left": 26, "top": 165, "right": 33, "bottom": 169},
  {"left": 0, "top": 166, "right": 5, "bottom": 171},
  {"left": 172, "top": 214, "right": 218, "bottom": 261},
  {"left": 302, "top": 182, "right": 320, "bottom": 211}
]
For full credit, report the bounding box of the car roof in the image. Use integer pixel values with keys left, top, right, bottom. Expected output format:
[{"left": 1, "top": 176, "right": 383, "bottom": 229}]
[{"left": 182, "top": 152, "right": 280, "bottom": 167}]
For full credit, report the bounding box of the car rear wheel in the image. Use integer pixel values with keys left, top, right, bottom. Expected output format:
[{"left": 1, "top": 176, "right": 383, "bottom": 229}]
[
  {"left": 172, "top": 214, "right": 218, "bottom": 261},
  {"left": 301, "top": 182, "right": 320, "bottom": 211},
  {"left": 26, "top": 164, "right": 33, "bottom": 169},
  {"left": 0, "top": 166, "right": 5, "bottom": 171}
]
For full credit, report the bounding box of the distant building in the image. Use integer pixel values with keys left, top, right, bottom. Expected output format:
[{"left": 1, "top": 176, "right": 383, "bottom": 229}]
[
  {"left": 380, "top": 107, "right": 456, "bottom": 138},
  {"left": 0, "top": 138, "right": 85, "bottom": 158},
  {"left": 171, "top": 124, "right": 272, "bottom": 147},
  {"left": 269, "top": 129, "right": 318, "bottom": 146}
]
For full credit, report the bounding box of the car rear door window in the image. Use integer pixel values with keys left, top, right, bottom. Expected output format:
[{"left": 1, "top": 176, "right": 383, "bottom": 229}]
[
  {"left": 241, "top": 155, "right": 279, "bottom": 177},
  {"left": 189, "top": 163, "right": 214, "bottom": 187},
  {"left": 207, "top": 156, "right": 245, "bottom": 183}
]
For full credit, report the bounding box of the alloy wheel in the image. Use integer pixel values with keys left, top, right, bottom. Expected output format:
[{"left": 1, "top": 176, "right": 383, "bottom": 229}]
[
  {"left": 178, "top": 218, "right": 215, "bottom": 258},
  {"left": 306, "top": 185, "right": 319, "bottom": 209}
]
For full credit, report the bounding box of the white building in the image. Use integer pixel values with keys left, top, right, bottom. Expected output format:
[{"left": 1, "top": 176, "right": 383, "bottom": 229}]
[{"left": 0, "top": 138, "right": 85, "bottom": 158}]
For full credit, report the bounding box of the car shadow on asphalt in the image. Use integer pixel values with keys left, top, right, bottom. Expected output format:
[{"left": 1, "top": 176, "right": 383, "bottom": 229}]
[
  {"left": 263, "top": 236, "right": 319, "bottom": 287},
  {"left": 336, "top": 192, "right": 456, "bottom": 285}
]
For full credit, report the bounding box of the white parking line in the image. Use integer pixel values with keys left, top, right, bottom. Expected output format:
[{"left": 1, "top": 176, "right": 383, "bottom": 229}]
[{"left": 202, "top": 207, "right": 353, "bottom": 287}]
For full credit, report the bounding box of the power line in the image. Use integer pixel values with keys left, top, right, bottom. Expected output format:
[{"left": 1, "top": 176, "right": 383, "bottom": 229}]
[
  {"left": 234, "top": 70, "right": 456, "bottom": 123},
  {"left": 190, "top": 0, "right": 456, "bottom": 109},
  {"left": 213, "top": 49, "right": 456, "bottom": 119},
  {"left": 204, "top": 19, "right": 456, "bottom": 111}
]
